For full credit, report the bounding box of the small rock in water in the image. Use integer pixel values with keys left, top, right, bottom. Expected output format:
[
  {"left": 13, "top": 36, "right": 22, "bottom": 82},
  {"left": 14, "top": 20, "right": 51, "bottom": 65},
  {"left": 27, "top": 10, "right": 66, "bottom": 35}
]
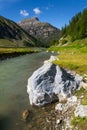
[{"left": 22, "top": 109, "right": 30, "bottom": 120}]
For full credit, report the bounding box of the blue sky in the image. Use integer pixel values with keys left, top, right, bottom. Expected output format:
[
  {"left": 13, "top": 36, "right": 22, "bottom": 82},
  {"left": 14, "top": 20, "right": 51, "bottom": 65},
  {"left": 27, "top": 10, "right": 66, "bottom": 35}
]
[{"left": 0, "top": 0, "right": 87, "bottom": 29}]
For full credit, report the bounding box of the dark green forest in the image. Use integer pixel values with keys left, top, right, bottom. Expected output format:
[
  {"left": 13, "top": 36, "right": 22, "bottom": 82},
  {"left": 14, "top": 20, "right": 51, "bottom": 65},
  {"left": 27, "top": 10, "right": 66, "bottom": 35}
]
[{"left": 61, "top": 8, "right": 87, "bottom": 41}]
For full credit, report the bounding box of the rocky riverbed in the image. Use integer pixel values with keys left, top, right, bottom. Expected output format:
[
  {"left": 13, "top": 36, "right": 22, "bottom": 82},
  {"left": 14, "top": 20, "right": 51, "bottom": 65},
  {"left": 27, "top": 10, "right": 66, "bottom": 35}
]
[{"left": 26, "top": 55, "right": 87, "bottom": 130}]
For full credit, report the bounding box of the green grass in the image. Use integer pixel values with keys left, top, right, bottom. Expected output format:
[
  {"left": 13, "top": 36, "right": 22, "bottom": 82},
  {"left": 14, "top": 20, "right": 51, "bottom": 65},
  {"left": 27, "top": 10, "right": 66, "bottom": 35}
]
[
  {"left": 48, "top": 38, "right": 87, "bottom": 75},
  {"left": 0, "top": 47, "right": 38, "bottom": 54},
  {"left": 48, "top": 38, "right": 87, "bottom": 129},
  {"left": 71, "top": 117, "right": 87, "bottom": 130},
  {"left": 73, "top": 88, "right": 87, "bottom": 105},
  {"left": 0, "top": 39, "right": 17, "bottom": 47}
]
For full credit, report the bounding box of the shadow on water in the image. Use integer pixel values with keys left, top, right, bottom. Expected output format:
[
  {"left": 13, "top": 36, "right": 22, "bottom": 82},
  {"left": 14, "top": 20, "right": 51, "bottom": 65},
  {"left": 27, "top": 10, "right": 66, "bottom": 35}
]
[{"left": 0, "top": 115, "right": 12, "bottom": 130}]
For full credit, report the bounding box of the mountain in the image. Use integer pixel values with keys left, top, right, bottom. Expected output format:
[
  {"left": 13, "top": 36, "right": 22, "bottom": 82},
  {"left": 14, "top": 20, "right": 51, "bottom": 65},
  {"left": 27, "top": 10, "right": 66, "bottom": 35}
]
[
  {"left": 18, "top": 17, "right": 61, "bottom": 47},
  {"left": 0, "top": 16, "right": 38, "bottom": 47},
  {"left": 61, "top": 8, "right": 87, "bottom": 43}
]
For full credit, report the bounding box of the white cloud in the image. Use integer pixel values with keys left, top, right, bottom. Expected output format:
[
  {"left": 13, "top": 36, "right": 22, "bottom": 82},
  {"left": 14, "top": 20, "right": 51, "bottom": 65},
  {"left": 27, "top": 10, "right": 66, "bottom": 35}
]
[
  {"left": 20, "top": 10, "right": 29, "bottom": 17},
  {"left": 33, "top": 8, "right": 41, "bottom": 15}
]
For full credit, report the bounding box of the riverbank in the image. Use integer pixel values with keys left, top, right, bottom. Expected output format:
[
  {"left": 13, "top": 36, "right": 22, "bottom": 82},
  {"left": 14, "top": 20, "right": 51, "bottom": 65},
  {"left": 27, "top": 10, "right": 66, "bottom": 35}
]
[
  {"left": 48, "top": 41, "right": 87, "bottom": 129},
  {"left": 48, "top": 40, "right": 87, "bottom": 75},
  {"left": 0, "top": 48, "right": 38, "bottom": 60}
]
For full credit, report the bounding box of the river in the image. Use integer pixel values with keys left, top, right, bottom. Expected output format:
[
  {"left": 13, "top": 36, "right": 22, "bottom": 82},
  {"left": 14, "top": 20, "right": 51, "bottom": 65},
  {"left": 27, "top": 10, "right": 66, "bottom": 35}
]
[{"left": 0, "top": 52, "right": 56, "bottom": 130}]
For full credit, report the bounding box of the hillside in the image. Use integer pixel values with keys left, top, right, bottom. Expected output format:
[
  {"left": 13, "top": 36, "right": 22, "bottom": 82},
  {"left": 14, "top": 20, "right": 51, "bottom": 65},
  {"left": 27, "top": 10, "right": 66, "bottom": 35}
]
[
  {"left": 61, "top": 8, "right": 87, "bottom": 43},
  {"left": 0, "top": 16, "right": 39, "bottom": 47},
  {"left": 48, "top": 9, "right": 87, "bottom": 129},
  {"left": 48, "top": 8, "right": 87, "bottom": 74},
  {"left": 18, "top": 17, "right": 61, "bottom": 47}
]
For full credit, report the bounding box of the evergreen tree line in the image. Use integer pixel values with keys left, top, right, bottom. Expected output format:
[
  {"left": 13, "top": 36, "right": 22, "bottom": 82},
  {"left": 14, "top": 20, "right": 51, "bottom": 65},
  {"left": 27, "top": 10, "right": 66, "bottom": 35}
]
[{"left": 61, "top": 8, "right": 87, "bottom": 41}]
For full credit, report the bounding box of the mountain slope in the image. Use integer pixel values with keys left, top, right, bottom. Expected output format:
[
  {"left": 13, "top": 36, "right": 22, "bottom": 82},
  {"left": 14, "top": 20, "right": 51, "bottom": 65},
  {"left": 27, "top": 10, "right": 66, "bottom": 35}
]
[
  {"left": 0, "top": 16, "right": 38, "bottom": 47},
  {"left": 61, "top": 8, "right": 87, "bottom": 42},
  {"left": 18, "top": 17, "right": 61, "bottom": 47}
]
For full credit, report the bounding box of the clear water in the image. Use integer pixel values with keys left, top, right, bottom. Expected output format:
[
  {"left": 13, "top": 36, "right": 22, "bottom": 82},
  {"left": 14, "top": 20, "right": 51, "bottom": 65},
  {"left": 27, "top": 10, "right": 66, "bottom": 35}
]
[{"left": 0, "top": 52, "right": 56, "bottom": 130}]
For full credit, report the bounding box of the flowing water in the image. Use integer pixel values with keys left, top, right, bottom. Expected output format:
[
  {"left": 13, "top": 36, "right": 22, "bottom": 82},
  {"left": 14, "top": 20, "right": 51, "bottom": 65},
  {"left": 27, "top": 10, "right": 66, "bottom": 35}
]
[{"left": 0, "top": 52, "right": 57, "bottom": 130}]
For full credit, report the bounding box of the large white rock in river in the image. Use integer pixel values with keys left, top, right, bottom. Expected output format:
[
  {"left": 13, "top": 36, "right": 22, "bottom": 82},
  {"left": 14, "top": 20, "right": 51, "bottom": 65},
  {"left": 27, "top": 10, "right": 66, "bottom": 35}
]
[{"left": 27, "top": 56, "right": 83, "bottom": 106}]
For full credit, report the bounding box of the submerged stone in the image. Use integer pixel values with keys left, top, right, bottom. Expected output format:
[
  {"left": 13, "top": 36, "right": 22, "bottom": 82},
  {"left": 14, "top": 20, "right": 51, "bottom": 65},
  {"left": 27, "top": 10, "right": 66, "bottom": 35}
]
[
  {"left": 22, "top": 109, "right": 30, "bottom": 120},
  {"left": 27, "top": 56, "right": 82, "bottom": 106}
]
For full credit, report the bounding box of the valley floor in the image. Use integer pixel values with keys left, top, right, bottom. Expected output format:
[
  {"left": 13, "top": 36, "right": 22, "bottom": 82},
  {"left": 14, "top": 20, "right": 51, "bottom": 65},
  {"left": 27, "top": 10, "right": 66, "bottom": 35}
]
[{"left": 0, "top": 48, "right": 38, "bottom": 60}]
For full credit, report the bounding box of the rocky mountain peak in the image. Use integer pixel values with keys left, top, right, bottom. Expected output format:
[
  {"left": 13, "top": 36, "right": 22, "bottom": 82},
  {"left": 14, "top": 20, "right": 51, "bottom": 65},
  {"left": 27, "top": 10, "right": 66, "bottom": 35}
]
[
  {"left": 18, "top": 17, "right": 61, "bottom": 47},
  {"left": 18, "top": 17, "right": 40, "bottom": 26}
]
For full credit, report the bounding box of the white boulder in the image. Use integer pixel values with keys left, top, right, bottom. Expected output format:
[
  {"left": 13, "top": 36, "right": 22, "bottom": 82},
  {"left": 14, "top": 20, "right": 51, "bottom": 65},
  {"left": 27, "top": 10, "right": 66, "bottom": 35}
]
[{"left": 27, "top": 56, "right": 83, "bottom": 106}]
